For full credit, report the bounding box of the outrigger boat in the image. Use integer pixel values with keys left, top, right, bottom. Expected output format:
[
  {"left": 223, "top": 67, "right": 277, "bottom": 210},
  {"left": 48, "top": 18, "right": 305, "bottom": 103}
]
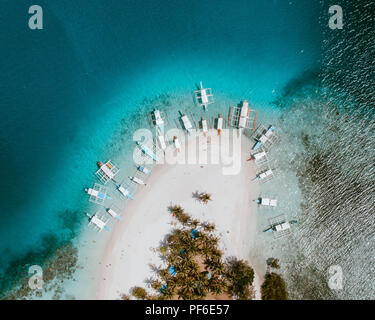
[
  {"left": 201, "top": 117, "right": 208, "bottom": 136},
  {"left": 229, "top": 100, "right": 257, "bottom": 131},
  {"left": 117, "top": 184, "right": 134, "bottom": 200},
  {"left": 96, "top": 160, "right": 119, "bottom": 184},
  {"left": 216, "top": 114, "right": 224, "bottom": 135},
  {"left": 256, "top": 197, "right": 278, "bottom": 207},
  {"left": 174, "top": 136, "right": 181, "bottom": 152},
  {"left": 264, "top": 220, "right": 297, "bottom": 233},
  {"left": 248, "top": 150, "right": 267, "bottom": 162},
  {"left": 136, "top": 141, "right": 158, "bottom": 162},
  {"left": 194, "top": 81, "right": 213, "bottom": 111},
  {"left": 106, "top": 207, "right": 122, "bottom": 220},
  {"left": 253, "top": 169, "right": 273, "bottom": 182},
  {"left": 238, "top": 100, "right": 250, "bottom": 129},
  {"left": 85, "top": 183, "right": 111, "bottom": 204},
  {"left": 148, "top": 108, "right": 168, "bottom": 130},
  {"left": 87, "top": 213, "right": 110, "bottom": 232},
  {"left": 138, "top": 165, "right": 152, "bottom": 175},
  {"left": 179, "top": 111, "right": 193, "bottom": 134},
  {"left": 157, "top": 134, "right": 167, "bottom": 151},
  {"left": 253, "top": 125, "right": 275, "bottom": 150},
  {"left": 152, "top": 109, "right": 164, "bottom": 130},
  {"left": 129, "top": 176, "right": 146, "bottom": 185},
  {"left": 85, "top": 187, "right": 111, "bottom": 201}
]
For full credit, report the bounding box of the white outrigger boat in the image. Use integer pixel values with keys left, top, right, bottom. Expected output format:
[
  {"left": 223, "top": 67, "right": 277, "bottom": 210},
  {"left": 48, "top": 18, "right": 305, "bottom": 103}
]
[
  {"left": 264, "top": 216, "right": 297, "bottom": 238},
  {"left": 229, "top": 100, "right": 257, "bottom": 131},
  {"left": 253, "top": 169, "right": 273, "bottom": 182},
  {"left": 201, "top": 117, "right": 209, "bottom": 136},
  {"left": 148, "top": 108, "right": 169, "bottom": 130},
  {"left": 87, "top": 213, "right": 109, "bottom": 232},
  {"left": 85, "top": 187, "right": 111, "bottom": 200},
  {"left": 85, "top": 183, "right": 111, "bottom": 204},
  {"left": 179, "top": 111, "right": 193, "bottom": 134},
  {"left": 238, "top": 100, "right": 250, "bottom": 129},
  {"left": 136, "top": 141, "right": 158, "bottom": 162},
  {"left": 253, "top": 125, "right": 275, "bottom": 150},
  {"left": 138, "top": 165, "right": 152, "bottom": 175},
  {"left": 95, "top": 160, "right": 119, "bottom": 184},
  {"left": 152, "top": 109, "right": 164, "bottom": 130},
  {"left": 216, "top": 114, "right": 224, "bottom": 135},
  {"left": 106, "top": 207, "right": 122, "bottom": 220},
  {"left": 129, "top": 176, "right": 146, "bottom": 185},
  {"left": 194, "top": 81, "right": 213, "bottom": 111},
  {"left": 264, "top": 221, "right": 291, "bottom": 233},
  {"left": 157, "top": 134, "right": 167, "bottom": 151},
  {"left": 248, "top": 150, "right": 267, "bottom": 162},
  {"left": 174, "top": 136, "right": 181, "bottom": 152},
  {"left": 256, "top": 197, "right": 278, "bottom": 207},
  {"left": 117, "top": 184, "right": 134, "bottom": 200}
]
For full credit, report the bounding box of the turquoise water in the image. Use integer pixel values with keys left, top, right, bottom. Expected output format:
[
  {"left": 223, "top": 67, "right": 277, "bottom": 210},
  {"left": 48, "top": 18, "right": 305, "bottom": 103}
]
[{"left": 0, "top": 0, "right": 324, "bottom": 296}]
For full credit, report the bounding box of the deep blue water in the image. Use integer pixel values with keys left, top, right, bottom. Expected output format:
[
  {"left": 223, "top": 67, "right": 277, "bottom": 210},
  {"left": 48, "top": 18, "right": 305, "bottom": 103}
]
[{"left": 0, "top": 0, "right": 322, "bottom": 294}]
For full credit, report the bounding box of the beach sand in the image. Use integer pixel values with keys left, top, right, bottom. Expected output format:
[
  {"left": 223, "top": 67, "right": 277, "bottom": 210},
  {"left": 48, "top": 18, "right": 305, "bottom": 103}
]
[{"left": 97, "top": 130, "right": 262, "bottom": 299}]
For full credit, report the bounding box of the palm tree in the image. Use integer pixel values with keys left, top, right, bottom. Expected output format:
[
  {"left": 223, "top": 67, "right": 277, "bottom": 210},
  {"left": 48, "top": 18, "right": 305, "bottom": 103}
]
[
  {"left": 150, "top": 279, "right": 163, "bottom": 292},
  {"left": 198, "top": 192, "right": 212, "bottom": 204},
  {"left": 202, "top": 222, "right": 216, "bottom": 232},
  {"left": 207, "top": 275, "right": 227, "bottom": 295},
  {"left": 161, "top": 285, "right": 175, "bottom": 300},
  {"left": 190, "top": 219, "right": 200, "bottom": 228},
  {"left": 168, "top": 205, "right": 184, "bottom": 216},
  {"left": 159, "top": 245, "right": 169, "bottom": 256}
]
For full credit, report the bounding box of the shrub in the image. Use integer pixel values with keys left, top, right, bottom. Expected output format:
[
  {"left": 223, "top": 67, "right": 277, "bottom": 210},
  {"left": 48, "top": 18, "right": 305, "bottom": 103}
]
[
  {"left": 131, "top": 286, "right": 148, "bottom": 300},
  {"left": 270, "top": 258, "right": 280, "bottom": 269},
  {"left": 225, "top": 259, "right": 255, "bottom": 299},
  {"left": 261, "top": 272, "right": 288, "bottom": 300}
]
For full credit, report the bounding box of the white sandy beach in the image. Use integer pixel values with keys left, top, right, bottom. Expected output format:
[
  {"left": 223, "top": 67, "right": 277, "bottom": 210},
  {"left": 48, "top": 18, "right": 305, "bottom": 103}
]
[{"left": 97, "top": 130, "right": 262, "bottom": 299}]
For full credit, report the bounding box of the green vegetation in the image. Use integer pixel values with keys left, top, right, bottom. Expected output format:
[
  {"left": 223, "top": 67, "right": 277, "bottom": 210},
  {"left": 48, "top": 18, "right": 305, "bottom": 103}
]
[
  {"left": 132, "top": 204, "right": 255, "bottom": 300},
  {"left": 225, "top": 258, "right": 255, "bottom": 300},
  {"left": 267, "top": 257, "right": 281, "bottom": 270},
  {"left": 261, "top": 272, "right": 288, "bottom": 300},
  {"left": 169, "top": 205, "right": 191, "bottom": 225},
  {"left": 131, "top": 286, "right": 148, "bottom": 300},
  {"left": 261, "top": 258, "right": 288, "bottom": 300},
  {"left": 159, "top": 245, "right": 168, "bottom": 256},
  {"left": 198, "top": 192, "right": 212, "bottom": 204}
]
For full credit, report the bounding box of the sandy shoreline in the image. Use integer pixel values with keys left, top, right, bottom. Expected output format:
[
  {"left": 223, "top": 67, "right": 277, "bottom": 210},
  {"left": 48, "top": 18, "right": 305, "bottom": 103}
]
[{"left": 96, "top": 130, "right": 262, "bottom": 299}]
